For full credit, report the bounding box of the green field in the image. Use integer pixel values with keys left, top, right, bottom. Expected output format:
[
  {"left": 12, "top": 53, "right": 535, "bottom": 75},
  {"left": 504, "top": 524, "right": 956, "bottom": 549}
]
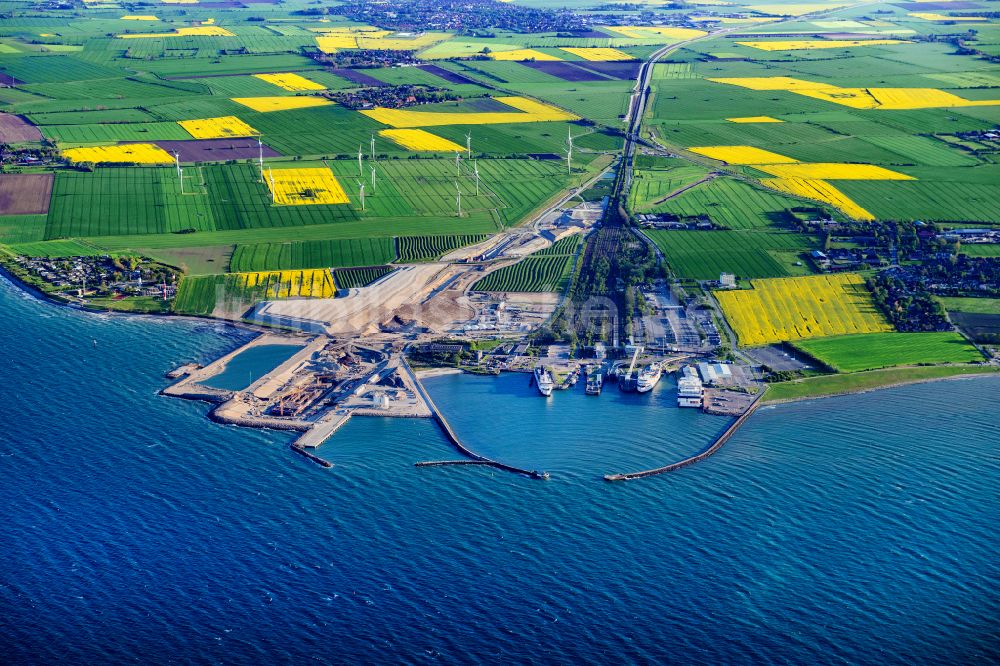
[
  {"left": 471, "top": 231, "right": 580, "bottom": 292},
  {"left": 792, "top": 332, "right": 984, "bottom": 373},
  {"left": 764, "top": 365, "right": 999, "bottom": 403},
  {"left": 397, "top": 234, "right": 490, "bottom": 262},
  {"left": 230, "top": 238, "right": 396, "bottom": 272},
  {"left": 332, "top": 266, "right": 394, "bottom": 289},
  {"left": 938, "top": 297, "right": 1000, "bottom": 315},
  {"left": 644, "top": 229, "right": 813, "bottom": 280}
]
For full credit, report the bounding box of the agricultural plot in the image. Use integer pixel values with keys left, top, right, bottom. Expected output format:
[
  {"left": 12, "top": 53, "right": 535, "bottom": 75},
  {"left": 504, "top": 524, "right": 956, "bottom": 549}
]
[
  {"left": 333, "top": 266, "right": 394, "bottom": 289},
  {"left": 61, "top": 143, "right": 174, "bottom": 164},
  {"left": 0, "top": 215, "right": 48, "bottom": 245},
  {"left": 178, "top": 116, "right": 258, "bottom": 139},
  {"left": 0, "top": 112, "right": 41, "bottom": 142},
  {"left": 397, "top": 235, "right": 490, "bottom": 262},
  {"left": 360, "top": 96, "right": 578, "bottom": 128},
  {"left": 378, "top": 129, "right": 466, "bottom": 152},
  {"left": 173, "top": 269, "right": 337, "bottom": 316},
  {"left": 265, "top": 168, "right": 350, "bottom": 206},
  {"left": 230, "top": 238, "right": 396, "bottom": 272},
  {"left": 792, "top": 332, "right": 982, "bottom": 372},
  {"left": 642, "top": 177, "right": 825, "bottom": 230},
  {"left": 629, "top": 158, "right": 710, "bottom": 212},
  {"left": 0, "top": 174, "right": 53, "bottom": 215},
  {"left": 473, "top": 255, "right": 574, "bottom": 293},
  {"left": 715, "top": 273, "right": 893, "bottom": 346},
  {"left": 645, "top": 229, "right": 810, "bottom": 280}
]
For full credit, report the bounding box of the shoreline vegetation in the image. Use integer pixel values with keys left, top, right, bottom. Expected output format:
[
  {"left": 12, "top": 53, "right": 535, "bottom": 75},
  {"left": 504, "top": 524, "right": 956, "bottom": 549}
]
[{"left": 763, "top": 365, "right": 999, "bottom": 404}]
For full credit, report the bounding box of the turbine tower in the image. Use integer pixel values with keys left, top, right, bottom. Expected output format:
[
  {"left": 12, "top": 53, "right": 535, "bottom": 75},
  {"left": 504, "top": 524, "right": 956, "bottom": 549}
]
[
  {"left": 357, "top": 143, "right": 363, "bottom": 176},
  {"left": 267, "top": 167, "right": 276, "bottom": 204},
  {"left": 455, "top": 151, "right": 461, "bottom": 177},
  {"left": 456, "top": 183, "right": 462, "bottom": 217},
  {"left": 370, "top": 164, "right": 376, "bottom": 191},
  {"left": 474, "top": 160, "right": 480, "bottom": 196},
  {"left": 257, "top": 134, "right": 264, "bottom": 183},
  {"left": 174, "top": 152, "right": 183, "bottom": 194},
  {"left": 358, "top": 181, "right": 365, "bottom": 211},
  {"left": 465, "top": 131, "right": 472, "bottom": 157},
  {"left": 370, "top": 134, "right": 376, "bottom": 160}
]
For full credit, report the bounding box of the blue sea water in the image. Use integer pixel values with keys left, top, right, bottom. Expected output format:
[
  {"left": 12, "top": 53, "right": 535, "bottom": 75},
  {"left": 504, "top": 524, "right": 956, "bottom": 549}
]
[
  {"left": 200, "top": 344, "right": 301, "bottom": 391},
  {"left": 1, "top": 274, "right": 998, "bottom": 665}
]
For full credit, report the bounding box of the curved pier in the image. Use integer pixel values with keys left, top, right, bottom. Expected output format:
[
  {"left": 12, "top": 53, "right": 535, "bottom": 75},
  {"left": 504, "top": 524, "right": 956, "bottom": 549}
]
[
  {"left": 402, "top": 359, "right": 549, "bottom": 480},
  {"left": 605, "top": 388, "right": 767, "bottom": 482}
]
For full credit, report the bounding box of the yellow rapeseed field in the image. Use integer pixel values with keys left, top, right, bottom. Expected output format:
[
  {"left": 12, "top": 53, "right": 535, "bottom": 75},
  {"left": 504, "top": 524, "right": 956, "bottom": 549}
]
[
  {"left": 62, "top": 143, "right": 174, "bottom": 164},
  {"left": 357, "top": 32, "right": 450, "bottom": 50},
  {"left": 117, "top": 26, "right": 233, "bottom": 38},
  {"left": 178, "top": 116, "right": 257, "bottom": 139},
  {"left": 559, "top": 47, "right": 634, "bottom": 61},
  {"left": 909, "top": 12, "right": 987, "bottom": 21},
  {"left": 603, "top": 25, "right": 707, "bottom": 40},
  {"left": 265, "top": 168, "right": 350, "bottom": 206},
  {"left": 748, "top": 3, "right": 848, "bottom": 16},
  {"left": 314, "top": 35, "right": 358, "bottom": 52},
  {"left": 690, "top": 15, "right": 777, "bottom": 23},
  {"left": 360, "top": 96, "right": 578, "bottom": 128},
  {"left": 710, "top": 76, "right": 1000, "bottom": 110},
  {"left": 253, "top": 72, "right": 325, "bottom": 91},
  {"left": 378, "top": 129, "right": 466, "bottom": 152},
  {"left": 736, "top": 39, "right": 907, "bottom": 51},
  {"left": 231, "top": 96, "right": 333, "bottom": 112},
  {"left": 237, "top": 270, "right": 337, "bottom": 300},
  {"left": 726, "top": 116, "right": 783, "bottom": 123},
  {"left": 760, "top": 178, "right": 874, "bottom": 221},
  {"left": 120, "top": 15, "right": 159, "bottom": 20},
  {"left": 758, "top": 163, "right": 914, "bottom": 180},
  {"left": 689, "top": 145, "right": 799, "bottom": 164},
  {"left": 715, "top": 274, "right": 892, "bottom": 346},
  {"left": 491, "top": 48, "right": 561, "bottom": 61}
]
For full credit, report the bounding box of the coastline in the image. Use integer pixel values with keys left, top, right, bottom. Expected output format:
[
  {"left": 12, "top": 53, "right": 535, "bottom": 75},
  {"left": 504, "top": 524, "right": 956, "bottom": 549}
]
[
  {"left": 414, "top": 367, "right": 464, "bottom": 379},
  {"left": 0, "top": 264, "right": 280, "bottom": 336},
  {"left": 763, "top": 367, "right": 999, "bottom": 406}
]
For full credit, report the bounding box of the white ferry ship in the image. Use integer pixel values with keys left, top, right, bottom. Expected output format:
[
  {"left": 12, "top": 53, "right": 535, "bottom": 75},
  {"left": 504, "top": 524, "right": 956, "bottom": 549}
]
[
  {"left": 677, "top": 366, "right": 703, "bottom": 408},
  {"left": 635, "top": 363, "right": 662, "bottom": 394},
  {"left": 534, "top": 365, "right": 554, "bottom": 397}
]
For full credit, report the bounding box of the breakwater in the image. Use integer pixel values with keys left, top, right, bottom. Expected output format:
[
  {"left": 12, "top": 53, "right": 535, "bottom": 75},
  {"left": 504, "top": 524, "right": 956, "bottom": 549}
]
[
  {"left": 605, "top": 388, "right": 767, "bottom": 481},
  {"left": 402, "top": 359, "right": 549, "bottom": 480}
]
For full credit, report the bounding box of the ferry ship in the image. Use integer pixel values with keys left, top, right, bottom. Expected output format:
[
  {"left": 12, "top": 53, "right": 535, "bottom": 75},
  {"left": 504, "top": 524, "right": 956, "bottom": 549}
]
[
  {"left": 534, "top": 365, "right": 554, "bottom": 397},
  {"left": 635, "top": 363, "right": 663, "bottom": 394},
  {"left": 676, "top": 365, "right": 703, "bottom": 408}
]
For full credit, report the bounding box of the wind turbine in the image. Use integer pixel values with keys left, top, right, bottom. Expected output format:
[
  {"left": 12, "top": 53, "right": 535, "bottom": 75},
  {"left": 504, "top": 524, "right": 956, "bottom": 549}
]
[
  {"left": 465, "top": 131, "right": 472, "bottom": 157},
  {"left": 456, "top": 183, "right": 462, "bottom": 217},
  {"left": 370, "top": 134, "right": 376, "bottom": 160},
  {"left": 357, "top": 143, "right": 363, "bottom": 176},
  {"left": 473, "top": 160, "right": 480, "bottom": 196},
  {"left": 357, "top": 181, "right": 365, "bottom": 211},
  {"left": 267, "top": 167, "right": 276, "bottom": 203},
  {"left": 174, "top": 152, "right": 184, "bottom": 194},
  {"left": 455, "top": 151, "right": 461, "bottom": 177},
  {"left": 566, "top": 127, "right": 574, "bottom": 175},
  {"left": 257, "top": 134, "right": 265, "bottom": 183},
  {"left": 370, "top": 165, "right": 376, "bottom": 192}
]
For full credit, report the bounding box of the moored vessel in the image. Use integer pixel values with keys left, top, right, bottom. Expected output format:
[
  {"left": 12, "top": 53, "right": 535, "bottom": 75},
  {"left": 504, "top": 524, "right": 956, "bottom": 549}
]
[
  {"left": 677, "top": 365, "right": 703, "bottom": 408},
  {"left": 636, "top": 363, "right": 662, "bottom": 394},
  {"left": 534, "top": 365, "right": 554, "bottom": 397}
]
